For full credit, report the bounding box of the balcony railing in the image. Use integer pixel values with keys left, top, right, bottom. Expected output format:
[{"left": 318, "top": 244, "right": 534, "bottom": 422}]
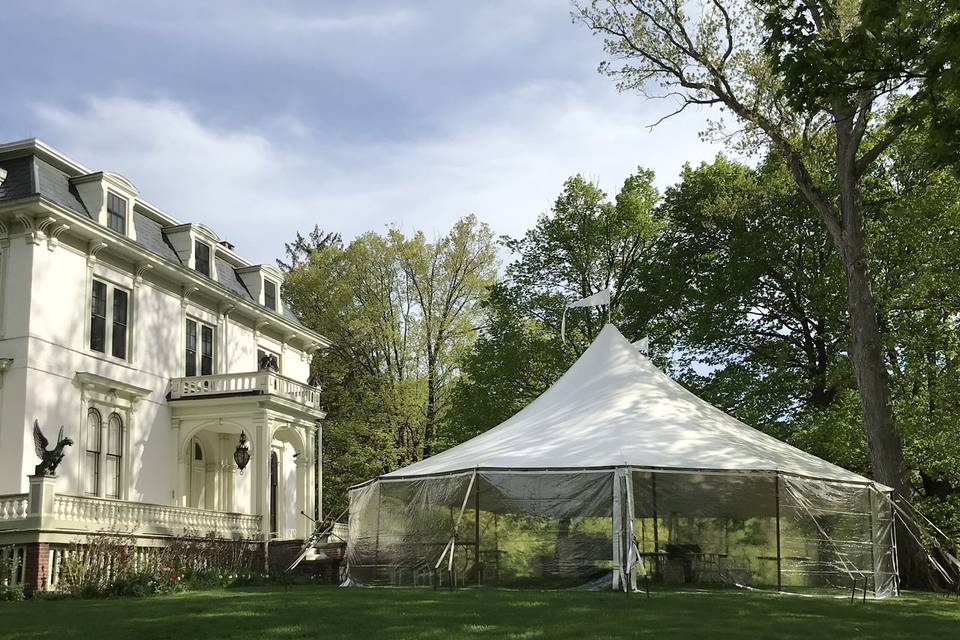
[
  {"left": 169, "top": 371, "right": 321, "bottom": 410},
  {"left": 52, "top": 495, "right": 262, "bottom": 539},
  {"left": 0, "top": 492, "right": 262, "bottom": 540},
  {"left": 0, "top": 494, "right": 29, "bottom": 522}
]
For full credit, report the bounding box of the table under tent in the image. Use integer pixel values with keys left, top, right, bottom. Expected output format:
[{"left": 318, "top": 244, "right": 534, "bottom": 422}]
[{"left": 344, "top": 324, "right": 899, "bottom": 596}]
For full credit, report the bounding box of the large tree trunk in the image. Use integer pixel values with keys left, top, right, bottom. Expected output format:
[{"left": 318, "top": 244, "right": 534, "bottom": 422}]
[
  {"left": 834, "top": 166, "right": 921, "bottom": 584},
  {"left": 422, "top": 351, "right": 438, "bottom": 459},
  {"left": 839, "top": 236, "right": 906, "bottom": 493}
]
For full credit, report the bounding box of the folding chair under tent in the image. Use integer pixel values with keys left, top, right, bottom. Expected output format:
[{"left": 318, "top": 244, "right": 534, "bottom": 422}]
[{"left": 344, "top": 324, "right": 898, "bottom": 596}]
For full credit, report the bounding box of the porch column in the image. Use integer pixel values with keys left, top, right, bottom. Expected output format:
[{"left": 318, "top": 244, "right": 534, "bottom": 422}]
[
  {"left": 315, "top": 422, "right": 323, "bottom": 521},
  {"left": 295, "top": 456, "right": 310, "bottom": 538},
  {"left": 121, "top": 398, "right": 137, "bottom": 501},
  {"left": 253, "top": 412, "right": 271, "bottom": 538},
  {"left": 173, "top": 419, "right": 189, "bottom": 507},
  {"left": 218, "top": 433, "right": 232, "bottom": 512}
]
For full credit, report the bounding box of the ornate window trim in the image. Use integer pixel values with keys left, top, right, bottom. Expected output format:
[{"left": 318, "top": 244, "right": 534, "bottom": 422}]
[{"left": 76, "top": 372, "right": 150, "bottom": 501}]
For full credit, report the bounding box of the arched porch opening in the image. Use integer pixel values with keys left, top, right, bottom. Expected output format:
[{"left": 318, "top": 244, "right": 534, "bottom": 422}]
[{"left": 271, "top": 424, "right": 310, "bottom": 539}]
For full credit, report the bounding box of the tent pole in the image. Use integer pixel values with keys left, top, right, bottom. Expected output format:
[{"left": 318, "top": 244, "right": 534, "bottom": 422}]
[
  {"left": 775, "top": 472, "right": 782, "bottom": 592},
  {"left": 475, "top": 471, "right": 481, "bottom": 587},
  {"left": 374, "top": 481, "right": 382, "bottom": 569},
  {"left": 651, "top": 473, "right": 660, "bottom": 578},
  {"left": 612, "top": 470, "right": 623, "bottom": 591},
  {"left": 868, "top": 488, "right": 877, "bottom": 597},
  {"left": 890, "top": 498, "right": 900, "bottom": 596}
]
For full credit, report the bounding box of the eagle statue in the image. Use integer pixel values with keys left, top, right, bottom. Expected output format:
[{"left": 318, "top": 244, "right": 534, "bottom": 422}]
[{"left": 33, "top": 420, "right": 73, "bottom": 476}]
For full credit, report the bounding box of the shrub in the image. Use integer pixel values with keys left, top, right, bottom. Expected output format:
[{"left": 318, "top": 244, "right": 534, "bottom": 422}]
[
  {"left": 54, "top": 529, "right": 261, "bottom": 598},
  {"left": 58, "top": 532, "right": 136, "bottom": 598},
  {"left": 110, "top": 571, "right": 178, "bottom": 598},
  {"left": 0, "top": 585, "right": 25, "bottom": 602}
]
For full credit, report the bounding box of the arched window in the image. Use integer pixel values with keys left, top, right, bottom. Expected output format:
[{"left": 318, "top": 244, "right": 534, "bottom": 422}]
[
  {"left": 105, "top": 413, "right": 123, "bottom": 499},
  {"left": 85, "top": 409, "right": 101, "bottom": 496}
]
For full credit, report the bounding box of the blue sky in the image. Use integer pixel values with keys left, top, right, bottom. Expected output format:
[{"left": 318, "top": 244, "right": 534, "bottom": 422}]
[{"left": 1, "top": 1, "right": 722, "bottom": 264}]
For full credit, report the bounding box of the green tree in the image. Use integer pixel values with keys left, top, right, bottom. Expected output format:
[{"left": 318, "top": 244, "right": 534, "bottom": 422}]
[
  {"left": 636, "top": 139, "right": 960, "bottom": 543},
  {"left": 575, "top": 0, "right": 957, "bottom": 578},
  {"left": 283, "top": 217, "right": 496, "bottom": 510},
  {"left": 447, "top": 284, "right": 575, "bottom": 445},
  {"left": 451, "top": 170, "right": 661, "bottom": 439},
  {"left": 393, "top": 215, "right": 498, "bottom": 458},
  {"left": 504, "top": 169, "right": 661, "bottom": 344},
  {"left": 642, "top": 155, "right": 849, "bottom": 426}
]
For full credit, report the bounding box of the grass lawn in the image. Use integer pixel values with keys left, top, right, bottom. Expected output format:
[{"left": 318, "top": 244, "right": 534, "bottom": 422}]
[{"left": 1, "top": 585, "right": 958, "bottom": 639}]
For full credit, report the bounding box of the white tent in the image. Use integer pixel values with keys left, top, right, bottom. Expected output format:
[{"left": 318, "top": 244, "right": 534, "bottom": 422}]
[
  {"left": 345, "top": 325, "right": 898, "bottom": 595},
  {"left": 386, "top": 324, "right": 873, "bottom": 484}
]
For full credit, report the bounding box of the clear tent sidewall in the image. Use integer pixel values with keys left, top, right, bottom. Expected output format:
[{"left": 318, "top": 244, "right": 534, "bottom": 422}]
[{"left": 343, "top": 467, "right": 898, "bottom": 597}]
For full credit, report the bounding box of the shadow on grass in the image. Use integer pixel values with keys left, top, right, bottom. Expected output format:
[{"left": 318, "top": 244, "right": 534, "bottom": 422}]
[{"left": 0, "top": 586, "right": 957, "bottom": 639}]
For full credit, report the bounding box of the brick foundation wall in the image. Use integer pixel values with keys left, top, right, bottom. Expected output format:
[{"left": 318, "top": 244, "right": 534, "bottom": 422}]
[{"left": 23, "top": 543, "right": 49, "bottom": 593}]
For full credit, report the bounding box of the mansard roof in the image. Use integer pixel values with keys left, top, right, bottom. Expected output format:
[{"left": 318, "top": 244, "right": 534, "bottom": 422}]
[{"left": 0, "top": 139, "right": 317, "bottom": 338}]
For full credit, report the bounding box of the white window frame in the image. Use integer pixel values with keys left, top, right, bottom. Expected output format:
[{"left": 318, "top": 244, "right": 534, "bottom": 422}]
[
  {"left": 88, "top": 278, "right": 132, "bottom": 363},
  {"left": 185, "top": 316, "right": 217, "bottom": 377},
  {"left": 263, "top": 278, "right": 278, "bottom": 311},
  {"left": 84, "top": 408, "right": 101, "bottom": 497},
  {"left": 106, "top": 191, "right": 128, "bottom": 236},
  {"left": 194, "top": 239, "right": 212, "bottom": 278},
  {"left": 82, "top": 406, "right": 125, "bottom": 500},
  {"left": 76, "top": 373, "right": 148, "bottom": 503}
]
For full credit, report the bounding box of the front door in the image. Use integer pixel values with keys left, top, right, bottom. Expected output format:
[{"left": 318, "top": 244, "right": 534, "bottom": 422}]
[{"left": 269, "top": 451, "right": 279, "bottom": 537}]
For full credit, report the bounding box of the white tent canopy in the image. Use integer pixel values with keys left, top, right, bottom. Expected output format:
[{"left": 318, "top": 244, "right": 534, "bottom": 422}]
[
  {"left": 347, "top": 323, "right": 896, "bottom": 595},
  {"left": 386, "top": 324, "right": 875, "bottom": 487}
]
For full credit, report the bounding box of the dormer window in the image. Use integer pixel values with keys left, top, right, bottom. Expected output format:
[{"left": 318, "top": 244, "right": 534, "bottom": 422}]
[
  {"left": 264, "top": 279, "right": 277, "bottom": 311},
  {"left": 107, "top": 192, "right": 127, "bottom": 235},
  {"left": 195, "top": 240, "right": 211, "bottom": 277}
]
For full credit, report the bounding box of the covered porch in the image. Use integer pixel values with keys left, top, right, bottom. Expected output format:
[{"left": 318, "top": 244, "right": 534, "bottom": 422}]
[{"left": 168, "top": 370, "right": 325, "bottom": 541}]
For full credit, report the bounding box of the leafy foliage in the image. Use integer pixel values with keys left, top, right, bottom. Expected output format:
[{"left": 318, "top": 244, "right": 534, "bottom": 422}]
[
  {"left": 450, "top": 169, "right": 662, "bottom": 442},
  {"left": 283, "top": 217, "right": 496, "bottom": 514}
]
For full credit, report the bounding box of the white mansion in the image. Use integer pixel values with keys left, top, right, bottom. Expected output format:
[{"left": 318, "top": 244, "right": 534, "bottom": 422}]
[{"left": 0, "top": 139, "right": 329, "bottom": 589}]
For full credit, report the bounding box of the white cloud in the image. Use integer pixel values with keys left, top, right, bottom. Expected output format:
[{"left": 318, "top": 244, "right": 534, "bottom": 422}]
[
  {"left": 45, "top": 1, "right": 422, "bottom": 63},
  {"left": 32, "top": 83, "right": 724, "bottom": 264}
]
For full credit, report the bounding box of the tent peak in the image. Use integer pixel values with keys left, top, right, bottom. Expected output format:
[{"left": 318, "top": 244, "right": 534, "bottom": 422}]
[{"left": 385, "top": 317, "right": 872, "bottom": 486}]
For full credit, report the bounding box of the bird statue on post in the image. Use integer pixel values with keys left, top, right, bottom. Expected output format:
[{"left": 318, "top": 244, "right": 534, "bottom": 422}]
[{"left": 33, "top": 420, "right": 73, "bottom": 476}]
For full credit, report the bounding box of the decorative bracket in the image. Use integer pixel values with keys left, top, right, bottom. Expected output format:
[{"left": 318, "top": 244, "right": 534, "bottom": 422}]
[
  {"left": 303, "top": 342, "right": 321, "bottom": 362},
  {"left": 16, "top": 214, "right": 56, "bottom": 245},
  {"left": 0, "top": 219, "right": 9, "bottom": 248},
  {"left": 46, "top": 223, "right": 70, "bottom": 251},
  {"left": 134, "top": 262, "right": 154, "bottom": 285},
  {"left": 254, "top": 320, "right": 271, "bottom": 340},
  {"left": 180, "top": 285, "right": 199, "bottom": 309},
  {"left": 86, "top": 240, "right": 108, "bottom": 265}
]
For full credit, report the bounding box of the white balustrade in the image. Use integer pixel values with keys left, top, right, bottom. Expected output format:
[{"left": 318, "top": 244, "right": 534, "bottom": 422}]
[
  {"left": 0, "top": 494, "right": 28, "bottom": 522},
  {"left": 169, "top": 371, "right": 321, "bottom": 409},
  {"left": 51, "top": 495, "right": 262, "bottom": 539}
]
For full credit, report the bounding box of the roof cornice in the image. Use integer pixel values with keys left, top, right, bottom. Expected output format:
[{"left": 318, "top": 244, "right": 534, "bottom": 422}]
[
  {"left": 0, "top": 139, "right": 91, "bottom": 176},
  {"left": 1, "top": 138, "right": 258, "bottom": 271},
  {"left": 0, "top": 196, "right": 330, "bottom": 348}
]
